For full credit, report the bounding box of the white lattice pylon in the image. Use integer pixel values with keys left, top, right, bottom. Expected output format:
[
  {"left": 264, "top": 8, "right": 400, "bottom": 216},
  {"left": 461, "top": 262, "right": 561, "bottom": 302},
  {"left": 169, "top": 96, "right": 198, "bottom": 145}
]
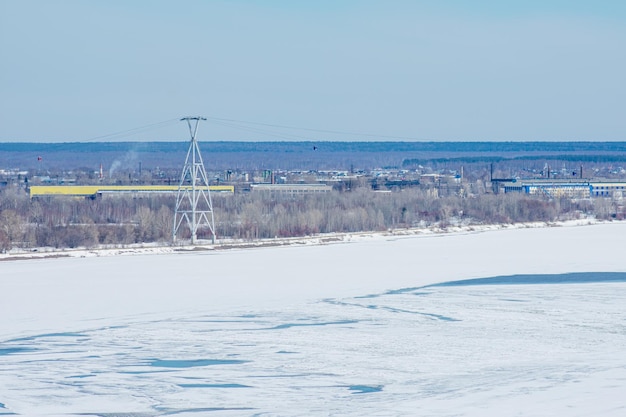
[{"left": 172, "top": 117, "right": 216, "bottom": 244}]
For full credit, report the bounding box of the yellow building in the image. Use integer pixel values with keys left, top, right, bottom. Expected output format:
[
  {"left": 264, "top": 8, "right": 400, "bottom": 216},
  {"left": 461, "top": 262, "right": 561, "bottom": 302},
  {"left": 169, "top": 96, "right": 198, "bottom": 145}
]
[{"left": 29, "top": 185, "right": 234, "bottom": 198}]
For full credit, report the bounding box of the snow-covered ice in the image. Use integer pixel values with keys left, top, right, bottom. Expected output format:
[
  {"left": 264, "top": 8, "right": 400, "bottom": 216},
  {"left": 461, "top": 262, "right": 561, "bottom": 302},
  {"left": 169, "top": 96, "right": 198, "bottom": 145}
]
[{"left": 1, "top": 222, "right": 626, "bottom": 416}]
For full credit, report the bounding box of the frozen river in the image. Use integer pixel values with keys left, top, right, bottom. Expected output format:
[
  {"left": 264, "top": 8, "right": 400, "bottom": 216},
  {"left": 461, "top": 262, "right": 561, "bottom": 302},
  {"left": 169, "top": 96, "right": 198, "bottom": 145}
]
[{"left": 2, "top": 223, "right": 626, "bottom": 416}]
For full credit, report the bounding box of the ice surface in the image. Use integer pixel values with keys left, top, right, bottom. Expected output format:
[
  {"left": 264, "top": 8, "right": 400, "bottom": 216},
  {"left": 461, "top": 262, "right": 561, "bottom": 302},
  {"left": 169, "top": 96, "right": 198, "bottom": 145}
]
[{"left": 1, "top": 222, "right": 626, "bottom": 416}]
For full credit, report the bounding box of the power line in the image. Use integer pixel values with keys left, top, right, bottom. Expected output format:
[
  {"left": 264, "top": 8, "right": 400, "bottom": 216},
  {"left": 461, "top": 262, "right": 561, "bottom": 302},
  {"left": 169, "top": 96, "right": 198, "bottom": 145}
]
[
  {"left": 204, "top": 116, "right": 427, "bottom": 141},
  {"left": 84, "top": 118, "right": 181, "bottom": 142},
  {"left": 207, "top": 119, "right": 316, "bottom": 141},
  {"left": 81, "top": 116, "right": 427, "bottom": 143}
]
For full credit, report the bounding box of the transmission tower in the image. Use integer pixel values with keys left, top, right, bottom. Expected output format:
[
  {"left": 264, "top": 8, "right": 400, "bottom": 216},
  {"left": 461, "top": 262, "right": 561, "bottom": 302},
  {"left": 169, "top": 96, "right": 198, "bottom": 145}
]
[{"left": 172, "top": 116, "right": 216, "bottom": 244}]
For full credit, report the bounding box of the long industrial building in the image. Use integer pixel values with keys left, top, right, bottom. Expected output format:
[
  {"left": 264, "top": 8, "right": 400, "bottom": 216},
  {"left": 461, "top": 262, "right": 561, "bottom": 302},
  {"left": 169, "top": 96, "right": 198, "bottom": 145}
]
[
  {"left": 498, "top": 179, "right": 626, "bottom": 199},
  {"left": 29, "top": 185, "right": 234, "bottom": 198},
  {"left": 249, "top": 183, "right": 333, "bottom": 195}
]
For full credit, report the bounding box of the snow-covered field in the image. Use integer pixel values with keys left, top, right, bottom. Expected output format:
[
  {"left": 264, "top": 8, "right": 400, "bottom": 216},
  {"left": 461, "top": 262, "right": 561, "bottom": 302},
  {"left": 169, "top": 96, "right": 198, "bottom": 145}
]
[{"left": 2, "top": 222, "right": 626, "bottom": 416}]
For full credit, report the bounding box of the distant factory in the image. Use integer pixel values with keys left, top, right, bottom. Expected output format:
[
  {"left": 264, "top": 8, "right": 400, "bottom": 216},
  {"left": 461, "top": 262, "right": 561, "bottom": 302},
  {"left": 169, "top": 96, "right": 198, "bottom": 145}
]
[
  {"left": 495, "top": 179, "right": 626, "bottom": 199},
  {"left": 249, "top": 183, "right": 332, "bottom": 195}
]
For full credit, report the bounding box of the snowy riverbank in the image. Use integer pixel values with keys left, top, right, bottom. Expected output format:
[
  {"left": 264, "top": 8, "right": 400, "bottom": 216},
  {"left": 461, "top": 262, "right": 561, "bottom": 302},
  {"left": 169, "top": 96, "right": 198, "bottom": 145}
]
[
  {"left": 1, "top": 219, "right": 626, "bottom": 416},
  {"left": 2, "top": 219, "right": 625, "bottom": 336},
  {"left": 0, "top": 218, "right": 610, "bottom": 261}
]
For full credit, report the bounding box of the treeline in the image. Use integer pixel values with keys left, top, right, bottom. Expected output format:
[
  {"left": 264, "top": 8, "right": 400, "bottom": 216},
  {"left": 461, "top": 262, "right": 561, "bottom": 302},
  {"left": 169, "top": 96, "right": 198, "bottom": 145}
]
[
  {"left": 6, "top": 141, "right": 626, "bottom": 172},
  {"left": 403, "top": 154, "right": 626, "bottom": 167},
  {"left": 0, "top": 189, "right": 173, "bottom": 251},
  {"left": 5, "top": 141, "right": 626, "bottom": 155},
  {"left": 1, "top": 186, "right": 621, "bottom": 252}
]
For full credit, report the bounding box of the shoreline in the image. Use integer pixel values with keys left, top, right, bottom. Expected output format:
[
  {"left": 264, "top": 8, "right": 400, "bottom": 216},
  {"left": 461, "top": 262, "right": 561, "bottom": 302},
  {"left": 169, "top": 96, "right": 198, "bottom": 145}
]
[
  {"left": 2, "top": 218, "right": 626, "bottom": 340},
  {"left": 0, "top": 218, "right": 607, "bottom": 262}
]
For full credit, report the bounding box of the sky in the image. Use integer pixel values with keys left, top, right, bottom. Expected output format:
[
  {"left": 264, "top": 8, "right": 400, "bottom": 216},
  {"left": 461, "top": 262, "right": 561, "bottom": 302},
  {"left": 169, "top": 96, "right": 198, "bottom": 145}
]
[{"left": 1, "top": 0, "right": 626, "bottom": 142}]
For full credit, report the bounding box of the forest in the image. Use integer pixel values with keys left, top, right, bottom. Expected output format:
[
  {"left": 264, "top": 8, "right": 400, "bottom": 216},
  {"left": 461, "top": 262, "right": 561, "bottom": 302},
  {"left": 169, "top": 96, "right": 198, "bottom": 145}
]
[
  {"left": 0, "top": 183, "right": 620, "bottom": 252},
  {"left": 3, "top": 141, "right": 626, "bottom": 172}
]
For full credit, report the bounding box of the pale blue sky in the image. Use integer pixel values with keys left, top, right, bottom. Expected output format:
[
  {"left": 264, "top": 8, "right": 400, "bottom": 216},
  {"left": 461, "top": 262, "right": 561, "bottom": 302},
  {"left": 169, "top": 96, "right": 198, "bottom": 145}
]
[{"left": 1, "top": 1, "right": 625, "bottom": 142}]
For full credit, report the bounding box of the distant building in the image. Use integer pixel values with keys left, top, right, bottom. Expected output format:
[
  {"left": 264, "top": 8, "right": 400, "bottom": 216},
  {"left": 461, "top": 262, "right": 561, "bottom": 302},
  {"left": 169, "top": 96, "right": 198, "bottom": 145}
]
[
  {"left": 590, "top": 182, "right": 626, "bottom": 198},
  {"left": 524, "top": 182, "right": 591, "bottom": 199},
  {"left": 498, "top": 179, "right": 626, "bottom": 199},
  {"left": 29, "top": 185, "right": 234, "bottom": 199},
  {"left": 249, "top": 183, "right": 332, "bottom": 195}
]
